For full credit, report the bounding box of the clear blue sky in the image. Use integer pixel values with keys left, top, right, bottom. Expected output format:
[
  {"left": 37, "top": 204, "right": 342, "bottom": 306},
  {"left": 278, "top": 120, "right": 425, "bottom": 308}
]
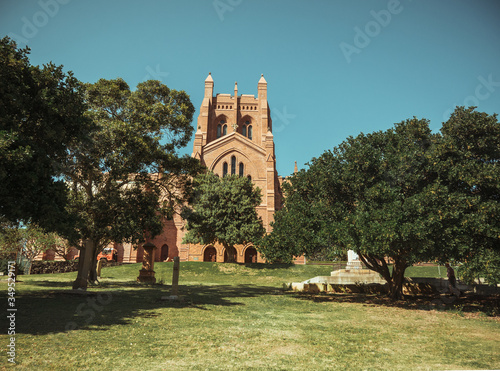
[{"left": 1, "top": 0, "right": 499, "bottom": 176}]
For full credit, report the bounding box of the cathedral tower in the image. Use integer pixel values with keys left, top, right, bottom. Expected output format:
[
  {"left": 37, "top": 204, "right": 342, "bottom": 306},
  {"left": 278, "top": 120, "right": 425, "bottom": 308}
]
[{"left": 187, "top": 73, "right": 282, "bottom": 262}]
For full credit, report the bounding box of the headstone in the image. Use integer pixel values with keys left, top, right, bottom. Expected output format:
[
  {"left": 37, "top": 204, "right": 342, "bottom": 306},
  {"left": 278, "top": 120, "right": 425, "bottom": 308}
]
[
  {"left": 170, "top": 257, "right": 180, "bottom": 298},
  {"left": 162, "top": 257, "right": 180, "bottom": 301},
  {"left": 346, "top": 250, "right": 363, "bottom": 270},
  {"left": 97, "top": 258, "right": 103, "bottom": 278}
]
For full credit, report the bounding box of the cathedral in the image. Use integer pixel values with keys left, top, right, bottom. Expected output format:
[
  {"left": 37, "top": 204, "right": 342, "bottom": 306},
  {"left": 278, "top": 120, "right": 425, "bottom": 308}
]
[
  {"left": 40, "top": 74, "right": 301, "bottom": 264},
  {"left": 184, "top": 73, "right": 284, "bottom": 263}
]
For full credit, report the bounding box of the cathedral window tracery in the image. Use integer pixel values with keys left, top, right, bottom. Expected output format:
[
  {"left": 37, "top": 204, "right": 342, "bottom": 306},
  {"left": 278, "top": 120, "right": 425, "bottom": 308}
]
[
  {"left": 231, "top": 156, "right": 236, "bottom": 175},
  {"left": 217, "top": 119, "right": 227, "bottom": 138}
]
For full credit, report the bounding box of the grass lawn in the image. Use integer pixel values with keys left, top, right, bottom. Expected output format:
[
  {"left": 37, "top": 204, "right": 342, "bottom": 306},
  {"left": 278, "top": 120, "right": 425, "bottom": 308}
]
[{"left": 1, "top": 262, "right": 499, "bottom": 370}]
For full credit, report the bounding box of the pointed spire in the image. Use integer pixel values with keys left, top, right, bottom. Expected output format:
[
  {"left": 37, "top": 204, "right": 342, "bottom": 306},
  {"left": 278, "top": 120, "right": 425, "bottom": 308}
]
[
  {"left": 204, "top": 72, "right": 214, "bottom": 97},
  {"left": 294, "top": 161, "right": 298, "bottom": 174},
  {"left": 258, "top": 74, "right": 267, "bottom": 99}
]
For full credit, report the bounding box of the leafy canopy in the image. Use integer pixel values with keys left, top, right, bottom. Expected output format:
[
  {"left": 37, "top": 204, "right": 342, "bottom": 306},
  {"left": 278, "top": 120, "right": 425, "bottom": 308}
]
[
  {"left": 182, "top": 172, "right": 266, "bottom": 260},
  {"left": 67, "top": 78, "right": 200, "bottom": 288},
  {"left": 0, "top": 36, "right": 89, "bottom": 234},
  {"left": 438, "top": 107, "right": 500, "bottom": 284},
  {"left": 260, "top": 109, "right": 500, "bottom": 297}
]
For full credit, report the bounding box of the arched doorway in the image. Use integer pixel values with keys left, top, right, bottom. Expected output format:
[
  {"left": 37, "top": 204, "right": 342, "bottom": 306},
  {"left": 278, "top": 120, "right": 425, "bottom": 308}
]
[
  {"left": 245, "top": 247, "right": 258, "bottom": 263},
  {"left": 160, "top": 244, "right": 169, "bottom": 261},
  {"left": 203, "top": 246, "right": 217, "bottom": 262}
]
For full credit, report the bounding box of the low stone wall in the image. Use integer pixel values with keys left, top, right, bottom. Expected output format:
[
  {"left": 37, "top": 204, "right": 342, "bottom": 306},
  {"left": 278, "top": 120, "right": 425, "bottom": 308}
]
[
  {"left": 30, "top": 260, "right": 79, "bottom": 274},
  {"left": 29, "top": 260, "right": 122, "bottom": 275},
  {"left": 286, "top": 282, "right": 386, "bottom": 294},
  {"left": 286, "top": 277, "right": 499, "bottom": 295},
  {"left": 407, "top": 277, "right": 499, "bottom": 295}
]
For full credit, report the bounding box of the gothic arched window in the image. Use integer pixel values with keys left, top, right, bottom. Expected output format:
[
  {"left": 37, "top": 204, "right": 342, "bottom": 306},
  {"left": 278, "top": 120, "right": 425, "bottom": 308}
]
[
  {"left": 239, "top": 162, "right": 244, "bottom": 177},
  {"left": 223, "top": 162, "right": 228, "bottom": 177},
  {"left": 217, "top": 124, "right": 221, "bottom": 138},
  {"left": 223, "top": 124, "right": 227, "bottom": 136},
  {"left": 231, "top": 156, "right": 236, "bottom": 175},
  {"left": 242, "top": 125, "right": 247, "bottom": 137},
  {"left": 248, "top": 125, "right": 253, "bottom": 140}
]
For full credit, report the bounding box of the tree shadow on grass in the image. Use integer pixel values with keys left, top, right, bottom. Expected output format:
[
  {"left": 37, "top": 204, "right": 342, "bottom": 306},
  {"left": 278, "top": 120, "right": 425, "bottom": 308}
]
[
  {"left": 241, "top": 263, "right": 295, "bottom": 270},
  {"left": 1, "top": 283, "right": 280, "bottom": 335},
  {"left": 290, "top": 291, "right": 500, "bottom": 318}
]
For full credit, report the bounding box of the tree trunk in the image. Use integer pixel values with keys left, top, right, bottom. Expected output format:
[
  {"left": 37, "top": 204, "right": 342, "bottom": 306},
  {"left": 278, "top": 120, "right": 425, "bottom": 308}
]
[
  {"left": 359, "top": 253, "right": 407, "bottom": 300},
  {"left": 72, "top": 239, "right": 95, "bottom": 290},
  {"left": 388, "top": 261, "right": 407, "bottom": 300},
  {"left": 88, "top": 248, "right": 99, "bottom": 284},
  {"left": 224, "top": 244, "right": 237, "bottom": 263}
]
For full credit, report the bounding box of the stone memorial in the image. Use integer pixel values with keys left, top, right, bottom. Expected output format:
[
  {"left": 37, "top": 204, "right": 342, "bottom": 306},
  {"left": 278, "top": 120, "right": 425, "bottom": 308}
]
[
  {"left": 346, "top": 250, "right": 363, "bottom": 270},
  {"left": 137, "top": 242, "right": 157, "bottom": 284},
  {"left": 291, "top": 249, "right": 385, "bottom": 290}
]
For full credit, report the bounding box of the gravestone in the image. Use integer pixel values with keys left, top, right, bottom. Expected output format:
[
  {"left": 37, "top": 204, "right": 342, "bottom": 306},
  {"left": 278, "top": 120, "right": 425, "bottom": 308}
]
[
  {"left": 170, "top": 257, "right": 180, "bottom": 299},
  {"left": 162, "top": 256, "right": 181, "bottom": 301},
  {"left": 97, "top": 258, "right": 103, "bottom": 278},
  {"left": 346, "top": 250, "right": 363, "bottom": 270}
]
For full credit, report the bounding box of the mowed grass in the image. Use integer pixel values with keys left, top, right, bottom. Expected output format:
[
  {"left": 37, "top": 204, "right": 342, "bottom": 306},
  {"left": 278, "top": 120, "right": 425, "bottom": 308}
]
[{"left": 0, "top": 262, "right": 499, "bottom": 370}]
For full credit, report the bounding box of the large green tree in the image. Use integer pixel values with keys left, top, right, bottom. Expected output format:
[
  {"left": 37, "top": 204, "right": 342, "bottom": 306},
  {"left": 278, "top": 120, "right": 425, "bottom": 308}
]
[
  {"left": 181, "top": 173, "right": 266, "bottom": 262},
  {"left": 262, "top": 118, "right": 463, "bottom": 299},
  {"left": 0, "top": 37, "right": 89, "bottom": 234},
  {"left": 66, "top": 78, "right": 200, "bottom": 289},
  {"left": 437, "top": 107, "right": 500, "bottom": 285},
  {"left": 261, "top": 108, "right": 500, "bottom": 297},
  {"left": 21, "top": 223, "right": 60, "bottom": 274},
  {"left": 0, "top": 221, "right": 59, "bottom": 274}
]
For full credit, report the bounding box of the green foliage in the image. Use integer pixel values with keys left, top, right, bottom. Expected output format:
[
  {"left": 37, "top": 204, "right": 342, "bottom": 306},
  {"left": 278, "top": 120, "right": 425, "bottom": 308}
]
[
  {"left": 182, "top": 173, "right": 266, "bottom": 260},
  {"left": 458, "top": 247, "right": 500, "bottom": 285},
  {"left": 438, "top": 107, "right": 500, "bottom": 285},
  {"left": 67, "top": 78, "right": 198, "bottom": 245},
  {"left": 22, "top": 223, "right": 61, "bottom": 274},
  {"left": 258, "top": 167, "right": 329, "bottom": 263},
  {"left": 0, "top": 219, "right": 23, "bottom": 260},
  {"left": 0, "top": 221, "right": 62, "bottom": 274},
  {"left": 65, "top": 77, "right": 200, "bottom": 287},
  {"left": 0, "top": 37, "right": 89, "bottom": 234},
  {"left": 262, "top": 108, "right": 500, "bottom": 298}
]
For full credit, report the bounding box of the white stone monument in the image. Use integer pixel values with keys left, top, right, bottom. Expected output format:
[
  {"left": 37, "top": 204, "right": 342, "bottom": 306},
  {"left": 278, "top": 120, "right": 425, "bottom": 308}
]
[
  {"left": 292, "top": 249, "right": 385, "bottom": 288},
  {"left": 346, "top": 250, "right": 363, "bottom": 270}
]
